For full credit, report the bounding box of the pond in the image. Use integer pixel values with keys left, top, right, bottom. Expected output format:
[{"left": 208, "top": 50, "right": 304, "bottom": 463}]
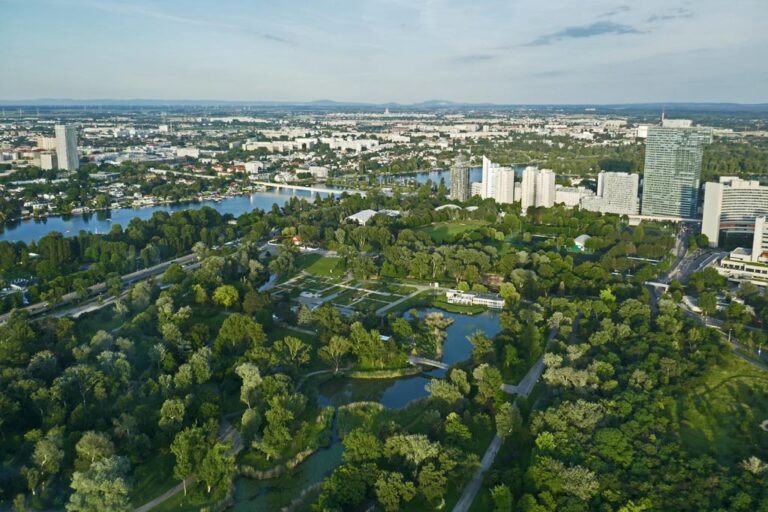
[{"left": 232, "top": 307, "right": 501, "bottom": 510}]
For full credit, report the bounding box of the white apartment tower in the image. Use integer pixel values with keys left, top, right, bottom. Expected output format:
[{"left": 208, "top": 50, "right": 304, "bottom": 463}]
[
  {"left": 520, "top": 167, "right": 556, "bottom": 214},
  {"left": 580, "top": 171, "right": 640, "bottom": 215},
  {"left": 55, "top": 124, "right": 79, "bottom": 170},
  {"left": 480, "top": 156, "right": 515, "bottom": 204}
]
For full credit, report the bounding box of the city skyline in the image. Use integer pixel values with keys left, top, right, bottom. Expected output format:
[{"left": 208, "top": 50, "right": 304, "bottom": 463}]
[{"left": 1, "top": 0, "right": 767, "bottom": 103}]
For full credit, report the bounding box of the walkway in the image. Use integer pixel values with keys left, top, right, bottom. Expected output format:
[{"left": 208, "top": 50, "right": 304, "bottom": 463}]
[
  {"left": 407, "top": 355, "right": 450, "bottom": 370},
  {"left": 500, "top": 325, "right": 559, "bottom": 399},
  {"left": 133, "top": 420, "right": 243, "bottom": 512},
  {"left": 451, "top": 435, "right": 503, "bottom": 512},
  {"left": 375, "top": 285, "right": 436, "bottom": 317}
]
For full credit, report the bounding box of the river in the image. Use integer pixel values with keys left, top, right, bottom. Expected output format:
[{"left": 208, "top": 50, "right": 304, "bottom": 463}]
[
  {"left": 0, "top": 188, "right": 336, "bottom": 244},
  {"left": 234, "top": 307, "right": 500, "bottom": 511}
]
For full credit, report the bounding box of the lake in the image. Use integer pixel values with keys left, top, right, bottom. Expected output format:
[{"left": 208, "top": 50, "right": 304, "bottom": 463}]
[{"left": 0, "top": 188, "right": 336, "bottom": 244}]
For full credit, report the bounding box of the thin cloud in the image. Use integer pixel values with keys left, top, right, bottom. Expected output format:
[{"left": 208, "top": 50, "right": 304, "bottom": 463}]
[
  {"left": 600, "top": 5, "right": 631, "bottom": 18},
  {"left": 71, "top": 0, "right": 292, "bottom": 44},
  {"left": 527, "top": 21, "right": 643, "bottom": 47},
  {"left": 647, "top": 8, "right": 694, "bottom": 23},
  {"left": 452, "top": 54, "right": 496, "bottom": 64}
]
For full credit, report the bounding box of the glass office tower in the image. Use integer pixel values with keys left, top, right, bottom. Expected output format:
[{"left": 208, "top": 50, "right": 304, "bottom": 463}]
[{"left": 641, "top": 125, "right": 712, "bottom": 218}]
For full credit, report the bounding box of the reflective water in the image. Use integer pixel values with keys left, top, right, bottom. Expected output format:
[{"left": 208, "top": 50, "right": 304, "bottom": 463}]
[{"left": 0, "top": 188, "right": 335, "bottom": 244}]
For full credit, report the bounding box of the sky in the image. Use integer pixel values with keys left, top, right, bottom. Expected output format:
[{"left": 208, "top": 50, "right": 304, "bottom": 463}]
[{"left": 1, "top": 0, "right": 767, "bottom": 104}]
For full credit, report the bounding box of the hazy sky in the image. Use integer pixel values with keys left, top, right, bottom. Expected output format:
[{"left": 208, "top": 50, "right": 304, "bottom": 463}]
[{"left": 1, "top": 0, "right": 767, "bottom": 103}]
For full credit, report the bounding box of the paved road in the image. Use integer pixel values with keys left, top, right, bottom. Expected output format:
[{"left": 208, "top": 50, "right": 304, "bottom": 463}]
[
  {"left": 0, "top": 253, "right": 197, "bottom": 324},
  {"left": 451, "top": 435, "right": 503, "bottom": 512}
]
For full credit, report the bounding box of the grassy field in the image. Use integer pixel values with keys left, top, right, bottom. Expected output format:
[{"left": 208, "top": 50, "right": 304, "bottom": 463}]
[
  {"left": 296, "top": 254, "right": 344, "bottom": 276},
  {"left": 422, "top": 220, "right": 489, "bottom": 243},
  {"left": 672, "top": 354, "right": 768, "bottom": 464}
]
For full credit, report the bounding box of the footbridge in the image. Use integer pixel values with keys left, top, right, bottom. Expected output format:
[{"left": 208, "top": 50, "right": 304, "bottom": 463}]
[{"left": 407, "top": 355, "right": 450, "bottom": 370}]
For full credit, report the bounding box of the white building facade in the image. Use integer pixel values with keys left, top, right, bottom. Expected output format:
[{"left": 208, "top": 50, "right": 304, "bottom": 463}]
[
  {"left": 701, "top": 177, "right": 768, "bottom": 247},
  {"left": 55, "top": 124, "right": 79, "bottom": 170}
]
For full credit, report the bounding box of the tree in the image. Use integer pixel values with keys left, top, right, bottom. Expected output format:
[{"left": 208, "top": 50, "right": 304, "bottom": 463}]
[
  {"left": 342, "top": 429, "right": 382, "bottom": 462},
  {"left": 318, "top": 336, "right": 351, "bottom": 374},
  {"left": 375, "top": 471, "right": 416, "bottom": 512},
  {"left": 469, "top": 331, "right": 494, "bottom": 364},
  {"left": 473, "top": 364, "right": 503, "bottom": 405},
  {"left": 273, "top": 336, "right": 311, "bottom": 370},
  {"left": 297, "top": 304, "right": 314, "bottom": 326},
  {"left": 490, "top": 484, "right": 513, "bottom": 512},
  {"left": 418, "top": 463, "right": 447, "bottom": 507},
  {"left": 384, "top": 434, "right": 440, "bottom": 475},
  {"left": 66, "top": 456, "right": 132, "bottom": 512},
  {"left": 163, "top": 263, "right": 186, "bottom": 284},
  {"left": 198, "top": 442, "right": 235, "bottom": 494},
  {"left": 32, "top": 438, "right": 64, "bottom": 491},
  {"left": 699, "top": 291, "right": 717, "bottom": 318},
  {"left": 496, "top": 402, "right": 522, "bottom": 438},
  {"left": 159, "top": 399, "right": 186, "bottom": 432},
  {"left": 171, "top": 427, "right": 205, "bottom": 496},
  {"left": 444, "top": 412, "right": 472, "bottom": 445},
  {"left": 235, "top": 363, "right": 262, "bottom": 409},
  {"left": 213, "top": 285, "right": 239, "bottom": 310},
  {"left": 426, "top": 379, "right": 463, "bottom": 405},
  {"left": 75, "top": 432, "right": 115, "bottom": 467}
]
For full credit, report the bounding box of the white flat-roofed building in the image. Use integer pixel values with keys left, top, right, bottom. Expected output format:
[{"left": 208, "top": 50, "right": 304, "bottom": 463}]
[
  {"left": 701, "top": 177, "right": 768, "bottom": 247},
  {"left": 555, "top": 186, "right": 594, "bottom": 207},
  {"left": 445, "top": 289, "right": 504, "bottom": 309}
]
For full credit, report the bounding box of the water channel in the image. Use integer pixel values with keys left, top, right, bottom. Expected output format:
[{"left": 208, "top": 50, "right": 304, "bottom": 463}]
[{"left": 233, "top": 307, "right": 501, "bottom": 510}]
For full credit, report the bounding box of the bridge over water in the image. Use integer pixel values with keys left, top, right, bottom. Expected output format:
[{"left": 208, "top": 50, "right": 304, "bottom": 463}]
[{"left": 407, "top": 355, "right": 450, "bottom": 370}]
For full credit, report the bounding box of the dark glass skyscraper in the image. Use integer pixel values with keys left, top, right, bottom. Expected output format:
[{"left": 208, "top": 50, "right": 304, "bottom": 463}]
[{"left": 641, "top": 124, "right": 712, "bottom": 218}]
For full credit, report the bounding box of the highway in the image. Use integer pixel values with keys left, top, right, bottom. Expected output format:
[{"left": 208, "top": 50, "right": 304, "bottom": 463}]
[{"left": 0, "top": 253, "right": 198, "bottom": 324}]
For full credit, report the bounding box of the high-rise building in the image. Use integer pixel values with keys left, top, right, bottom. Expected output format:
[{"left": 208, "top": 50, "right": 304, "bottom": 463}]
[
  {"left": 480, "top": 156, "right": 515, "bottom": 204},
  {"left": 535, "top": 169, "right": 556, "bottom": 208},
  {"left": 449, "top": 156, "right": 471, "bottom": 201},
  {"left": 39, "top": 152, "right": 57, "bottom": 170},
  {"left": 640, "top": 121, "right": 712, "bottom": 218},
  {"left": 581, "top": 171, "right": 640, "bottom": 215},
  {"left": 520, "top": 167, "right": 556, "bottom": 214},
  {"left": 520, "top": 166, "right": 537, "bottom": 213},
  {"left": 701, "top": 177, "right": 768, "bottom": 247},
  {"left": 55, "top": 124, "right": 79, "bottom": 170}
]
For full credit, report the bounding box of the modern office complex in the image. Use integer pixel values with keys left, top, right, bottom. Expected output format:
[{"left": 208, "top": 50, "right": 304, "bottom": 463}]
[
  {"left": 480, "top": 156, "right": 515, "bottom": 204},
  {"left": 701, "top": 177, "right": 768, "bottom": 247},
  {"left": 716, "top": 216, "right": 768, "bottom": 286},
  {"left": 580, "top": 171, "right": 640, "bottom": 215},
  {"left": 449, "top": 156, "right": 471, "bottom": 201},
  {"left": 640, "top": 120, "right": 712, "bottom": 218},
  {"left": 520, "top": 167, "right": 556, "bottom": 213},
  {"left": 55, "top": 124, "right": 79, "bottom": 170}
]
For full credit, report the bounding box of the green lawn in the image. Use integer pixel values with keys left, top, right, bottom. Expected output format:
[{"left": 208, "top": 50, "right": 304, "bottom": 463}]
[
  {"left": 296, "top": 254, "right": 344, "bottom": 276},
  {"left": 672, "top": 354, "right": 768, "bottom": 464},
  {"left": 422, "top": 220, "right": 489, "bottom": 243}
]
